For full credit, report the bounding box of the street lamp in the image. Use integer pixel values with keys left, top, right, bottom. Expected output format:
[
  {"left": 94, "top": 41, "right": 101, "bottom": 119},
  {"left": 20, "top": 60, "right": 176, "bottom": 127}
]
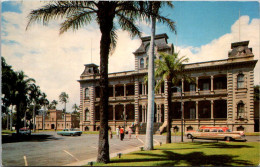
[
  {"left": 121, "top": 113, "right": 127, "bottom": 132},
  {"left": 172, "top": 86, "right": 184, "bottom": 142}
]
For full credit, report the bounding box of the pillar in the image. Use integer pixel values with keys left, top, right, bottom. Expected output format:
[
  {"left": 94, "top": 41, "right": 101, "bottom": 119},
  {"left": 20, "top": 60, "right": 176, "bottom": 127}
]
[
  {"left": 113, "top": 85, "right": 115, "bottom": 97},
  {"left": 196, "top": 101, "right": 198, "bottom": 119},
  {"left": 211, "top": 100, "right": 214, "bottom": 119},
  {"left": 211, "top": 76, "right": 214, "bottom": 94},
  {"left": 182, "top": 78, "right": 184, "bottom": 95},
  {"left": 196, "top": 77, "right": 199, "bottom": 95}
]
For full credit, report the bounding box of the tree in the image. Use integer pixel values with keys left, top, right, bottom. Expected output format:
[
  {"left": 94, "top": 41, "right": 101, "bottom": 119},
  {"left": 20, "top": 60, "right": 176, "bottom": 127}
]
[
  {"left": 154, "top": 52, "right": 189, "bottom": 143},
  {"left": 26, "top": 1, "right": 174, "bottom": 163},
  {"left": 144, "top": 1, "right": 176, "bottom": 150},
  {"left": 28, "top": 84, "right": 42, "bottom": 132},
  {"left": 14, "top": 71, "right": 35, "bottom": 134},
  {"left": 72, "top": 103, "right": 79, "bottom": 113},
  {"left": 39, "top": 92, "right": 49, "bottom": 130},
  {"left": 59, "top": 92, "right": 69, "bottom": 129},
  {"left": 51, "top": 100, "right": 58, "bottom": 109}
]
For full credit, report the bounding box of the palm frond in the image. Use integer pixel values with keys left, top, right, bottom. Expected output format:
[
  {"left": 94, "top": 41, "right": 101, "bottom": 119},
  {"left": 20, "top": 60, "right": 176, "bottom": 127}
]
[{"left": 60, "top": 11, "right": 95, "bottom": 34}]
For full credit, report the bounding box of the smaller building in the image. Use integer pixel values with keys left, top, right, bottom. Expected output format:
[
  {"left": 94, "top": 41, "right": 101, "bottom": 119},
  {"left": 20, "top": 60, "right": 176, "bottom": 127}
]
[{"left": 36, "top": 109, "right": 80, "bottom": 130}]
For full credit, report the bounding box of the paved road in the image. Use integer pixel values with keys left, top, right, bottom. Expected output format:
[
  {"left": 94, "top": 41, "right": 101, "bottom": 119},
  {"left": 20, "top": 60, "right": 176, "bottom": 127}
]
[{"left": 2, "top": 132, "right": 259, "bottom": 166}]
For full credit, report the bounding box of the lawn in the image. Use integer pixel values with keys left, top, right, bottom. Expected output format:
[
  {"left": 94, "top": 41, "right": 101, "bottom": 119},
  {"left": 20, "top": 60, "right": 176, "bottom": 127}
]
[{"left": 89, "top": 142, "right": 260, "bottom": 166}]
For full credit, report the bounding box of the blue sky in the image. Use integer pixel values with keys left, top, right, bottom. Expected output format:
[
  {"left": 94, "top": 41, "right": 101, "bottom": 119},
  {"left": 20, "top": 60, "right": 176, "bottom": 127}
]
[{"left": 1, "top": 1, "right": 259, "bottom": 111}]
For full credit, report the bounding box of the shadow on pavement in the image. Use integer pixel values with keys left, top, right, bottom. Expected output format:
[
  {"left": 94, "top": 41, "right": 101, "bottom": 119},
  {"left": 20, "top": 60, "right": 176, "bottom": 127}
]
[
  {"left": 2, "top": 134, "right": 60, "bottom": 143},
  {"left": 110, "top": 150, "right": 253, "bottom": 166}
]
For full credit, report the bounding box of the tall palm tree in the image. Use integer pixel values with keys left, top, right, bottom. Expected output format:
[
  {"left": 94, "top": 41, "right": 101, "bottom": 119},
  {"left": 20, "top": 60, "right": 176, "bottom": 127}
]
[
  {"left": 155, "top": 52, "right": 190, "bottom": 143},
  {"left": 26, "top": 1, "right": 174, "bottom": 163},
  {"left": 51, "top": 100, "right": 58, "bottom": 109},
  {"left": 28, "top": 84, "right": 41, "bottom": 132},
  {"left": 59, "top": 92, "right": 69, "bottom": 129},
  {"left": 39, "top": 93, "right": 49, "bottom": 130},
  {"left": 144, "top": 1, "right": 176, "bottom": 151},
  {"left": 72, "top": 103, "right": 79, "bottom": 113},
  {"left": 14, "top": 71, "right": 35, "bottom": 134}
]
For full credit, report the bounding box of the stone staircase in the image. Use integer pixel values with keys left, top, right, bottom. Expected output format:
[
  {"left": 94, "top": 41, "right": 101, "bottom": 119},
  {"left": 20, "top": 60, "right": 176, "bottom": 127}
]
[{"left": 137, "top": 122, "right": 164, "bottom": 134}]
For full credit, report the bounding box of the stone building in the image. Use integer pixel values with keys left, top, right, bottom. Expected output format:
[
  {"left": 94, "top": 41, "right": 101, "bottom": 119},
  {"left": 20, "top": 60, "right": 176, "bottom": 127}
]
[
  {"left": 78, "top": 33, "right": 258, "bottom": 132},
  {"left": 36, "top": 109, "right": 80, "bottom": 130}
]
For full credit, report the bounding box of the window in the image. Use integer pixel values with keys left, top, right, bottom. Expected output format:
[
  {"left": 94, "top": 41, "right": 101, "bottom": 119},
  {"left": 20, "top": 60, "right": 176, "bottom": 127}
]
[
  {"left": 85, "top": 88, "right": 89, "bottom": 98},
  {"left": 190, "top": 84, "right": 196, "bottom": 92},
  {"left": 190, "top": 108, "right": 195, "bottom": 119},
  {"left": 146, "top": 57, "right": 149, "bottom": 68},
  {"left": 203, "top": 83, "right": 209, "bottom": 90},
  {"left": 140, "top": 58, "right": 144, "bottom": 69},
  {"left": 237, "top": 74, "right": 244, "bottom": 88},
  {"left": 85, "top": 109, "right": 90, "bottom": 121},
  {"left": 237, "top": 102, "right": 245, "bottom": 118}
]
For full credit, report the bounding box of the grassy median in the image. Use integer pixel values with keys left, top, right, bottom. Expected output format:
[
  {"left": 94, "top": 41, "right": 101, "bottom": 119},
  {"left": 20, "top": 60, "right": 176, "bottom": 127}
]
[{"left": 88, "top": 142, "right": 259, "bottom": 166}]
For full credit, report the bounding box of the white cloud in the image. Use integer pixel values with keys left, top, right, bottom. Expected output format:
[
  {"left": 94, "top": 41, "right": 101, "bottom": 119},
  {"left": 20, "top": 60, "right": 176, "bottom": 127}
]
[
  {"left": 177, "top": 16, "right": 259, "bottom": 85},
  {"left": 2, "top": 2, "right": 259, "bottom": 114}
]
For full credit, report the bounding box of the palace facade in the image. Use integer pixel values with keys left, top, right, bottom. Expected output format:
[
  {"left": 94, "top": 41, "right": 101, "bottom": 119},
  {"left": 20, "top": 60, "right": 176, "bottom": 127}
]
[
  {"left": 78, "top": 33, "right": 258, "bottom": 133},
  {"left": 36, "top": 109, "right": 80, "bottom": 130}
]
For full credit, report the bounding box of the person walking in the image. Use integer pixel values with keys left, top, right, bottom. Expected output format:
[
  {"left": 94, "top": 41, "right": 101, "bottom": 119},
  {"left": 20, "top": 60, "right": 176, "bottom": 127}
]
[
  {"left": 128, "top": 127, "right": 132, "bottom": 139},
  {"left": 116, "top": 126, "right": 120, "bottom": 139},
  {"left": 120, "top": 127, "right": 124, "bottom": 141}
]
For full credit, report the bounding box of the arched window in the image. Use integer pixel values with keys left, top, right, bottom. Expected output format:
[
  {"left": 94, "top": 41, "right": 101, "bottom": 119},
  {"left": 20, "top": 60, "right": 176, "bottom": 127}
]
[
  {"left": 237, "top": 73, "right": 244, "bottom": 89},
  {"left": 85, "top": 88, "right": 89, "bottom": 98},
  {"left": 140, "top": 58, "right": 144, "bottom": 69},
  {"left": 237, "top": 101, "right": 245, "bottom": 119},
  {"left": 85, "top": 109, "right": 90, "bottom": 121}
]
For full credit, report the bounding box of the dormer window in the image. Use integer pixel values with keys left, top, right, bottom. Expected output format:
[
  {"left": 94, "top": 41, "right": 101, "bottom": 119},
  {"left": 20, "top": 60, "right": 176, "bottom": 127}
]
[
  {"left": 140, "top": 58, "right": 144, "bottom": 69},
  {"left": 237, "top": 73, "right": 244, "bottom": 89}
]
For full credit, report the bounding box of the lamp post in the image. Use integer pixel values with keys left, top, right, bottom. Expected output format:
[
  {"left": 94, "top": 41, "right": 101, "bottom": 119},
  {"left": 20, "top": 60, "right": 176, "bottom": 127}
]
[
  {"left": 172, "top": 86, "right": 184, "bottom": 142},
  {"left": 121, "top": 113, "right": 127, "bottom": 132}
]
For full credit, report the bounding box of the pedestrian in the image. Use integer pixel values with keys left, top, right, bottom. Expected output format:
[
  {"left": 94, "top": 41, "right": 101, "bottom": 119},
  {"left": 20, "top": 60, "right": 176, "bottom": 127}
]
[
  {"left": 116, "top": 126, "right": 120, "bottom": 139},
  {"left": 128, "top": 127, "right": 132, "bottom": 139},
  {"left": 120, "top": 127, "right": 124, "bottom": 141}
]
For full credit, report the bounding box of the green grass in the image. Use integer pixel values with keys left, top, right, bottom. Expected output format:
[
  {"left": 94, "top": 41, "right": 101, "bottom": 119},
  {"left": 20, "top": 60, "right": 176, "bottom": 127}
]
[
  {"left": 2, "top": 130, "right": 14, "bottom": 134},
  {"left": 88, "top": 142, "right": 260, "bottom": 166},
  {"left": 245, "top": 132, "right": 260, "bottom": 136}
]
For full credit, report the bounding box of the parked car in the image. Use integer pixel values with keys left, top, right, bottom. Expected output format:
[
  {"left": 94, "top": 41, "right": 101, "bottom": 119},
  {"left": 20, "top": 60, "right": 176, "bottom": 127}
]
[
  {"left": 12, "top": 128, "right": 31, "bottom": 136},
  {"left": 57, "top": 128, "right": 82, "bottom": 136},
  {"left": 185, "top": 126, "right": 246, "bottom": 141}
]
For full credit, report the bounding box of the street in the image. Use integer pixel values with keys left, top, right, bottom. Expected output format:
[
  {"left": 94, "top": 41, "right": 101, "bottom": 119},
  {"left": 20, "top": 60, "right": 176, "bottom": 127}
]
[{"left": 2, "top": 132, "right": 259, "bottom": 166}]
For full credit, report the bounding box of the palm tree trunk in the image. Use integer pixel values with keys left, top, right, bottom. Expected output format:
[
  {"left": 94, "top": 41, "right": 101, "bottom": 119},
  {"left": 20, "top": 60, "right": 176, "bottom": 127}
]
[
  {"left": 65, "top": 103, "right": 67, "bottom": 129},
  {"left": 145, "top": 15, "right": 156, "bottom": 150},
  {"left": 33, "top": 102, "right": 36, "bottom": 132},
  {"left": 96, "top": 7, "right": 115, "bottom": 163},
  {"left": 166, "top": 79, "right": 172, "bottom": 143},
  {"left": 7, "top": 111, "right": 9, "bottom": 130},
  {"left": 10, "top": 106, "right": 13, "bottom": 131}
]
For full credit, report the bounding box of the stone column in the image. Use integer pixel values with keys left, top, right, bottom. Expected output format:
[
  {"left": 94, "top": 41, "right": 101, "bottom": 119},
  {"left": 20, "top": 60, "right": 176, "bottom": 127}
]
[
  {"left": 196, "top": 101, "right": 198, "bottom": 119},
  {"left": 211, "top": 76, "right": 214, "bottom": 94},
  {"left": 124, "top": 84, "right": 126, "bottom": 97},
  {"left": 196, "top": 77, "right": 199, "bottom": 95},
  {"left": 113, "top": 85, "right": 116, "bottom": 98},
  {"left": 113, "top": 105, "right": 115, "bottom": 121},
  {"left": 211, "top": 100, "right": 214, "bottom": 119},
  {"left": 182, "top": 78, "right": 184, "bottom": 96}
]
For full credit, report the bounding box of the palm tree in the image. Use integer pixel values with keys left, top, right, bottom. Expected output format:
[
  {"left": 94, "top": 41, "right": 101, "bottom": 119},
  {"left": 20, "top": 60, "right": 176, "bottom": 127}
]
[
  {"left": 26, "top": 1, "right": 175, "bottom": 163},
  {"left": 59, "top": 92, "right": 69, "bottom": 129},
  {"left": 72, "top": 103, "right": 79, "bottom": 113},
  {"left": 154, "top": 52, "right": 190, "bottom": 143},
  {"left": 144, "top": 2, "right": 176, "bottom": 151},
  {"left": 14, "top": 71, "right": 35, "bottom": 134},
  {"left": 51, "top": 100, "right": 58, "bottom": 109},
  {"left": 39, "top": 93, "right": 49, "bottom": 130},
  {"left": 28, "top": 84, "right": 42, "bottom": 132}
]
